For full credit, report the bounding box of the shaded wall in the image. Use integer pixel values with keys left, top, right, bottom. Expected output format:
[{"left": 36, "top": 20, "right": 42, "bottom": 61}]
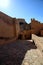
[
  {"left": 0, "top": 19, "right": 16, "bottom": 38},
  {"left": 23, "top": 30, "right": 31, "bottom": 39},
  {"left": 12, "top": 18, "right": 24, "bottom": 39},
  {"left": 40, "top": 30, "right": 43, "bottom": 36}
]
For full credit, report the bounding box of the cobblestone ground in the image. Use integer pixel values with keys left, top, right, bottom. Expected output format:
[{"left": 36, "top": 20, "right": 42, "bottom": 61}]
[{"left": 0, "top": 40, "right": 43, "bottom": 65}]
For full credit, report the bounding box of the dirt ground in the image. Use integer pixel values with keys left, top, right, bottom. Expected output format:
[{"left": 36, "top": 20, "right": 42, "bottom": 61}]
[{"left": 0, "top": 40, "right": 43, "bottom": 65}]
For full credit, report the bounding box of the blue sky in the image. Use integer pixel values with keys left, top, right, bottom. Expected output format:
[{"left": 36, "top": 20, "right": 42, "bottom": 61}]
[{"left": 0, "top": 0, "right": 43, "bottom": 23}]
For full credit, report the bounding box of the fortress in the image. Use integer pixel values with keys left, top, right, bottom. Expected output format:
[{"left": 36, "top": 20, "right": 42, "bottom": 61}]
[{"left": 0, "top": 11, "right": 43, "bottom": 40}]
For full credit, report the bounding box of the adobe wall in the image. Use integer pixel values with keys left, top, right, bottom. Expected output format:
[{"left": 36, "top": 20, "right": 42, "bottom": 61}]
[
  {"left": 15, "top": 19, "right": 20, "bottom": 38},
  {"left": 0, "top": 12, "right": 43, "bottom": 40},
  {"left": 0, "top": 12, "right": 13, "bottom": 24},
  {"left": 31, "top": 19, "right": 43, "bottom": 36},
  {"left": 23, "top": 30, "right": 31, "bottom": 39},
  {"left": 16, "top": 19, "right": 31, "bottom": 39},
  {"left": 40, "top": 30, "right": 43, "bottom": 36},
  {"left": 32, "top": 34, "right": 43, "bottom": 52},
  {"left": 17, "top": 19, "right": 26, "bottom": 23},
  {"left": 0, "top": 19, "right": 16, "bottom": 38},
  {"left": 24, "top": 24, "right": 31, "bottom": 30}
]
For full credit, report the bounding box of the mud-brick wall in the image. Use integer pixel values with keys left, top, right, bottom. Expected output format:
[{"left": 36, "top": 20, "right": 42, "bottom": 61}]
[
  {"left": 31, "top": 19, "right": 43, "bottom": 35},
  {"left": 15, "top": 19, "right": 21, "bottom": 38},
  {"left": 31, "top": 29, "right": 39, "bottom": 35},
  {"left": 23, "top": 30, "right": 31, "bottom": 39},
  {"left": 40, "top": 30, "right": 43, "bottom": 36},
  {"left": 0, "top": 12, "right": 13, "bottom": 24},
  {"left": 32, "top": 34, "right": 43, "bottom": 52},
  {"left": 0, "top": 19, "right": 16, "bottom": 38}
]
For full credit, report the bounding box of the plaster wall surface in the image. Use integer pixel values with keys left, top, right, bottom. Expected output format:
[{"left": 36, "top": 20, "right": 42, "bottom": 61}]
[
  {"left": 40, "top": 30, "right": 43, "bottom": 36},
  {"left": 0, "top": 19, "right": 15, "bottom": 38},
  {"left": 31, "top": 19, "right": 43, "bottom": 35},
  {"left": 32, "top": 34, "right": 43, "bottom": 52}
]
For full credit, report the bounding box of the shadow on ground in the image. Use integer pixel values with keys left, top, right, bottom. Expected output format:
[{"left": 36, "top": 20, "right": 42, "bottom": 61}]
[{"left": 0, "top": 40, "right": 37, "bottom": 65}]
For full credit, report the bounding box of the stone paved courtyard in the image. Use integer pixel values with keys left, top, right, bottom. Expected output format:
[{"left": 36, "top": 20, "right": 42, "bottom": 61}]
[{"left": 0, "top": 40, "right": 43, "bottom": 65}]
